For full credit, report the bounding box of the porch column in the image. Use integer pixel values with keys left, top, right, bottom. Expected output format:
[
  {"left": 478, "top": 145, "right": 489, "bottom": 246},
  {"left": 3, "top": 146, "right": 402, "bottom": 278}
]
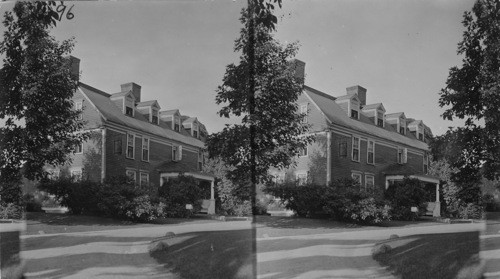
[
  {"left": 433, "top": 182, "right": 441, "bottom": 217},
  {"left": 208, "top": 180, "right": 215, "bottom": 215}
]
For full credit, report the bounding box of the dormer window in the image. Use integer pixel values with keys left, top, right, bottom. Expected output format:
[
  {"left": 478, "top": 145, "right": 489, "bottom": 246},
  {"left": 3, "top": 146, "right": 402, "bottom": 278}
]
[
  {"left": 126, "top": 106, "right": 133, "bottom": 116},
  {"left": 174, "top": 117, "right": 180, "bottom": 132},
  {"left": 351, "top": 109, "right": 358, "bottom": 119},
  {"left": 377, "top": 111, "right": 384, "bottom": 127},
  {"left": 152, "top": 108, "right": 159, "bottom": 125},
  {"left": 399, "top": 118, "right": 406, "bottom": 135},
  {"left": 350, "top": 99, "right": 360, "bottom": 120}
]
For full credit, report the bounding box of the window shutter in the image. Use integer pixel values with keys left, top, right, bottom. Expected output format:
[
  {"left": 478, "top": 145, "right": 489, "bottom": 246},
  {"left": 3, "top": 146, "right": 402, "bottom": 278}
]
[
  {"left": 403, "top": 148, "right": 408, "bottom": 164},
  {"left": 178, "top": 145, "right": 183, "bottom": 160}
]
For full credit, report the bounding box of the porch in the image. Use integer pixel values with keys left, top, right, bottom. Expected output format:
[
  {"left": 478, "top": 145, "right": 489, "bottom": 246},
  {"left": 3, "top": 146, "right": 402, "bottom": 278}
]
[
  {"left": 385, "top": 174, "right": 441, "bottom": 217},
  {"left": 157, "top": 161, "right": 215, "bottom": 215}
]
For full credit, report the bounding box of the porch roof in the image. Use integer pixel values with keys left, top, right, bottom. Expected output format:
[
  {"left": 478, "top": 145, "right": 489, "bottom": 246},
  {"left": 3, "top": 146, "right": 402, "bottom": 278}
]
[
  {"left": 156, "top": 161, "right": 215, "bottom": 180},
  {"left": 382, "top": 164, "right": 440, "bottom": 184}
]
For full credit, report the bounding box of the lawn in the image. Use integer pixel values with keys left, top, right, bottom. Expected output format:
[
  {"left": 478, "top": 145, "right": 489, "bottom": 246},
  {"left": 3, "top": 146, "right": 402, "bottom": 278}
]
[{"left": 373, "top": 231, "right": 482, "bottom": 279}]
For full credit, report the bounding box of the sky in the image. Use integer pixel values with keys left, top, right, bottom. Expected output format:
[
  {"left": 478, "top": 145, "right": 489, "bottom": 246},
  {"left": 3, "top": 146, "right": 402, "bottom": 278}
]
[{"left": 0, "top": 0, "right": 475, "bottom": 136}]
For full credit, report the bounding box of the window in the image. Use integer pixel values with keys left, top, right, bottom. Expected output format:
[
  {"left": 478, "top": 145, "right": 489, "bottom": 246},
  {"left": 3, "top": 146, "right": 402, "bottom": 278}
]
[
  {"left": 125, "top": 106, "right": 133, "bottom": 116},
  {"left": 367, "top": 140, "right": 375, "bottom": 164},
  {"left": 142, "top": 137, "right": 150, "bottom": 162},
  {"left": 377, "top": 111, "right": 384, "bottom": 127},
  {"left": 300, "top": 104, "right": 308, "bottom": 123},
  {"left": 339, "top": 140, "right": 348, "bottom": 157},
  {"left": 172, "top": 146, "right": 182, "bottom": 161},
  {"left": 400, "top": 126, "right": 405, "bottom": 135},
  {"left": 365, "top": 174, "right": 375, "bottom": 191},
  {"left": 126, "top": 170, "right": 136, "bottom": 184},
  {"left": 126, "top": 133, "right": 135, "bottom": 159},
  {"left": 71, "top": 169, "right": 82, "bottom": 181},
  {"left": 75, "top": 101, "right": 83, "bottom": 120},
  {"left": 299, "top": 146, "right": 308, "bottom": 157},
  {"left": 174, "top": 118, "right": 180, "bottom": 132},
  {"left": 418, "top": 133, "right": 424, "bottom": 141},
  {"left": 198, "top": 152, "right": 203, "bottom": 171},
  {"left": 140, "top": 172, "right": 149, "bottom": 187},
  {"left": 351, "top": 172, "right": 362, "bottom": 185},
  {"left": 350, "top": 109, "right": 358, "bottom": 119},
  {"left": 398, "top": 147, "right": 407, "bottom": 164},
  {"left": 296, "top": 172, "right": 307, "bottom": 186},
  {"left": 193, "top": 130, "right": 198, "bottom": 138},
  {"left": 400, "top": 118, "right": 406, "bottom": 135},
  {"left": 75, "top": 142, "right": 83, "bottom": 154},
  {"left": 114, "top": 140, "right": 122, "bottom": 155},
  {"left": 423, "top": 153, "right": 429, "bottom": 174},
  {"left": 152, "top": 108, "right": 159, "bottom": 124},
  {"left": 352, "top": 136, "right": 360, "bottom": 162}
]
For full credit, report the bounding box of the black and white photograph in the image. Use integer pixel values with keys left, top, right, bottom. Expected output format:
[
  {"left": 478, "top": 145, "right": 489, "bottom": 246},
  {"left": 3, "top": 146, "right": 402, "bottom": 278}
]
[{"left": 0, "top": 0, "right": 499, "bottom": 278}]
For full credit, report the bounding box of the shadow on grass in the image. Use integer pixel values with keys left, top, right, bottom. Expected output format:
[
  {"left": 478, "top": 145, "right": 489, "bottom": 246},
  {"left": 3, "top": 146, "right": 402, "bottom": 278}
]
[
  {"left": 23, "top": 234, "right": 152, "bottom": 250},
  {"left": 374, "top": 231, "right": 480, "bottom": 279},
  {"left": 482, "top": 212, "right": 500, "bottom": 276},
  {"left": 151, "top": 229, "right": 253, "bottom": 279}
]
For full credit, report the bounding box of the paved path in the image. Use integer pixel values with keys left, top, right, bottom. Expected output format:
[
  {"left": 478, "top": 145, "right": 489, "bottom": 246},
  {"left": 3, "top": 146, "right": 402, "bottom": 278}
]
[{"left": 482, "top": 212, "right": 500, "bottom": 279}]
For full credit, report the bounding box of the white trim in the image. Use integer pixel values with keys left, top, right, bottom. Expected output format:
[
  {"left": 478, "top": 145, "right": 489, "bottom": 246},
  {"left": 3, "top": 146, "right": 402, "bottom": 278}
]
[
  {"left": 101, "top": 128, "right": 106, "bottom": 182},
  {"left": 126, "top": 169, "right": 137, "bottom": 183},
  {"left": 385, "top": 174, "right": 440, "bottom": 184},
  {"left": 365, "top": 174, "right": 375, "bottom": 190},
  {"left": 139, "top": 172, "right": 149, "bottom": 187},
  {"left": 75, "top": 142, "right": 83, "bottom": 154},
  {"left": 351, "top": 135, "right": 360, "bottom": 162},
  {"left": 126, "top": 132, "right": 135, "bottom": 159},
  {"left": 351, "top": 171, "right": 362, "bottom": 184},
  {"left": 142, "top": 136, "right": 150, "bottom": 162},
  {"left": 160, "top": 172, "right": 214, "bottom": 182},
  {"left": 367, "top": 139, "right": 375, "bottom": 165}
]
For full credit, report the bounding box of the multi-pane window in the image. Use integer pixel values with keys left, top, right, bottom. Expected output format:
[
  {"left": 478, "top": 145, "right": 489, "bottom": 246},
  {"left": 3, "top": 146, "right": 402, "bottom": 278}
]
[
  {"left": 400, "top": 118, "right": 406, "bottom": 135},
  {"left": 75, "top": 101, "right": 83, "bottom": 120},
  {"left": 174, "top": 118, "right": 180, "bottom": 132},
  {"left": 350, "top": 109, "right": 358, "bottom": 119},
  {"left": 418, "top": 133, "right": 424, "bottom": 141},
  {"left": 193, "top": 130, "right": 198, "bottom": 138},
  {"left": 140, "top": 172, "right": 149, "bottom": 187},
  {"left": 351, "top": 172, "right": 362, "bottom": 185},
  {"left": 300, "top": 104, "right": 308, "bottom": 123},
  {"left": 296, "top": 173, "right": 307, "bottom": 186},
  {"left": 142, "top": 137, "right": 149, "bottom": 162},
  {"left": 352, "top": 136, "right": 360, "bottom": 162},
  {"left": 423, "top": 153, "right": 429, "bottom": 174},
  {"left": 125, "top": 106, "right": 133, "bottom": 116},
  {"left": 400, "top": 126, "right": 405, "bottom": 134},
  {"left": 126, "top": 133, "right": 135, "bottom": 159},
  {"left": 367, "top": 140, "right": 375, "bottom": 164},
  {"left": 299, "top": 146, "right": 308, "bottom": 157},
  {"left": 377, "top": 111, "right": 384, "bottom": 127},
  {"left": 172, "top": 146, "right": 177, "bottom": 161},
  {"left": 365, "top": 174, "right": 375, "bottom": 191},
  {"left": 198, "top": 152, "right": 203, "bottom": 171},
  {"left": 126, "top": 170, "right": 136, "bottom": 184},
  {"left": 114, "top": 140, "right": 122, "bottom": 154},
  {"left": 152, "top": 108, "right": 159, "bottom": 124},
  {"left": 75, "top": 142, "right": 83, "bottom": 154},
  {"left": 398, "top": 147, "right": 407, "bottom": 164},
  {"left": 339, "top": 140, "right": 348, "bottom": 157}
]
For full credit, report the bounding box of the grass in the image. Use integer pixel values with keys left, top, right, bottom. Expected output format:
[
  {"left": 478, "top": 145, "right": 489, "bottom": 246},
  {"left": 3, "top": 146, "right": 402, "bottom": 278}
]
[
  {"left": 373, "top": 231, "right": 481, "bottom": 279},
  {"left": 150, "top": 229, "right": 254, "bottom": 279}
]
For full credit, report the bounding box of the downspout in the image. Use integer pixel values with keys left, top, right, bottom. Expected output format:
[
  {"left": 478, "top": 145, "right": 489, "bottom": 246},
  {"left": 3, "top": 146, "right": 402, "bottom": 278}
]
[
  {"left": 101, "top": 127, "right": 106, "bottom": 182},
  {"left": 326, "top": 130, "right": 332, "bottom": 185}
]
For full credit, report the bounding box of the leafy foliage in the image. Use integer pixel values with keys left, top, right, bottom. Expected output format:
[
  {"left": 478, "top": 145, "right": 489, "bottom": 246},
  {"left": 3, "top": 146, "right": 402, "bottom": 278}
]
[
  {"left": 265, "top": 178, "right": 390, "bottom": 224},
  {"left": 158, "top": 174, "right": 204, "bottom": 218},
  {"left": 207, "top": 1, "right": 313, "bottom": 197},
  {"left": 438, "top": 0, "right": 500, "bottom": 181},
  {"left": 384, "top": 178, "right": 429, "bottom": 220},
  {"left": 0, "top": 203, "right": 23, "bottom": 219},
  {"left": 0, "top": 2, "right": 85, "bottom": 198}
]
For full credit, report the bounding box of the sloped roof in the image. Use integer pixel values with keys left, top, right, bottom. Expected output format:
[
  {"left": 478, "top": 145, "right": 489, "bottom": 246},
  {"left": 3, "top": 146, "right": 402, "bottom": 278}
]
[
  {"left": 183, "top": 117, "right": 197, "bottom": 124},
  {"left": 386, "top": 112, "right": 406, "bottom": 119},
  {"left": 156, "top": 161, "right": 213, "bottom": 178},
  {"left": 362, "top": 103, "right": 385, "bottom": 112},
  {"left": 79, "top": 82, "right": 204, "bottom": 148},
  {"left": 304, "top": 86, "right": 428, "bottom": 150},
  {"left": 335, "top": 93, "right": 356, "bottom": 101},
  {"left": 110, "top": 91, "right": 133, "bottom": 99},
  {"left": 136, "top": 100, "right": 160, "bottom": 108},
  {"left": 160, "top": 109, "right": 179, "bottom": 116}
]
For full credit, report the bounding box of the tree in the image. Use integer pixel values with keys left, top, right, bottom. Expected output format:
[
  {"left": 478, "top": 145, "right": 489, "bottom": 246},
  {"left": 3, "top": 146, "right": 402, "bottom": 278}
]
[
  {"left": 439, "top": 0, "right": 500, "bottom": 181},
  {"left": 0, "top": 2, "right": 83, "bottom": 203},
  {"left": 206, "top": 0, "right": 313, "bottom": 205}
]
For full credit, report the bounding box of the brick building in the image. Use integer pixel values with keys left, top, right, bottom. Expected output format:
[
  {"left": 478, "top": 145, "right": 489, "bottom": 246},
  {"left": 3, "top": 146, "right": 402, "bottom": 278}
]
[
  {"left": 48, "top": 57, "right": 215, "bottom": 214},
  {"left": 272, "top": 61, "right": 441, "bottom": 216}
]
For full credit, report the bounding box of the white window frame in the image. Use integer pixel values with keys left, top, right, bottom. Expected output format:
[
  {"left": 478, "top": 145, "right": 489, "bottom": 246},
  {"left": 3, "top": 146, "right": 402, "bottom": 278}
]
[
  {"left": 198, "top": 151, "right": 203, "bottom": 170},
  {"left": 140, "top": 172, "right": 149, "bottom": 187},
  {"left": 349, "top": 99, "right": 360, "bottom": 120},
  {"left": 367, "top": 140, "right": 375, "bottom": 165},
  {"left": 75, "top": 142, "right": 83, "bottom": 154},
  {"left": 126, "top": 169, "right": 136, "bottom": 184},
  {"left": 126, "top": 133, "right": 135, "bottom": 159},
  {"left": 151, "top": 108, "right": 159, "bottom": 124},
  {"left": 124, "top": 95, "right": 135, "bottom": 117},
  {"left": 299, "top": 146, "right": 308, "bottom": 157},
  {"left": 142, "top": 136, "right": 150, "bottom": 162},
  {"left": 365, "top": 174, "right": 375, "bottom": 191},
  {"left": 351, "top": 171, "right": 362, "bottom": 185},
  {"left": 352, "top": 136, "right": 360, "bottom": 162},
  {"left": 423, "top": 152, "right": 429, "bottom": 174},
  {"left": 75, "top": 101, "right": 83, "bottom": 120},
  {"left": 399, "top": 117, "right": 406, "bottom": 135},
  {"left": 300, "top": 103, "right": 308, "bottom": 123},
  {"left": 376, "top": 110, "right": 384, "bottom": 127},
  {"left": 398, "top": 147, "right": 408, "bottom": 164}
]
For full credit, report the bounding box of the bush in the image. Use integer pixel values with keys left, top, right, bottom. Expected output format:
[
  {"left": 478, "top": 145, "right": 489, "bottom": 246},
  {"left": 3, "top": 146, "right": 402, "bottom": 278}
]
[
  {"left": 265, "top": 178, "right": 391, "bottom": 224},
  {"left": 158, "top": 174, "right": 204, "bottom": 218},
  {"left": 385, "top": 178, "right": 429, "bottom": 220},
  {"left": 458, "top": 203, "right": 483, "bottom": 219},
  {"left": 253, "top": 198, "right": 269, "bottom": 215},
  {"left": 23, "top": 193, "right": 43, "bottom": 212},
  {"left": 483, "top": 194, "right": 500, "bottom": 212},
  {"left": 0, "top": 203, "right": 23, "bottom": 219},
  {"left": 125, "top": 195, "right": 166, "bottom": 222}
]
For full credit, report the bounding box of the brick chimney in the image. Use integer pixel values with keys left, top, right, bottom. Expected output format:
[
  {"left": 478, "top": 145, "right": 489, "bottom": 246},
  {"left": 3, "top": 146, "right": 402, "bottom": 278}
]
[
  {"left": 121, "top": 82, "right": 141, "bottom": 103},
  {"left": 292, "top": 59, "right": 305, "bottom": 83},
  {"left": 346, "top": 85, "right": 367, "bottom": 106},
  {"left": 67, "top": 56, "right": 80, "bottom": 79}
]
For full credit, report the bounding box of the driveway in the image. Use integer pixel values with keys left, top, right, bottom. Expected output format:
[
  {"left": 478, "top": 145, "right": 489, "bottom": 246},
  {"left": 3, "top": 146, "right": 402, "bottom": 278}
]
[{"left": 482, "top": 212, "right": 500, "bottom": 278}]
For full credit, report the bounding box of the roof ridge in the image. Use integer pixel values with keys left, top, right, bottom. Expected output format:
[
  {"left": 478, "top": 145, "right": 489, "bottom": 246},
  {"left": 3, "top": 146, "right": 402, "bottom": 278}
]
[
  {"left": 304, "top": 85, "right": 336, "bottom": 101},
  {"left": 79, "top": 82, "right": 111, "bottom": 97}
]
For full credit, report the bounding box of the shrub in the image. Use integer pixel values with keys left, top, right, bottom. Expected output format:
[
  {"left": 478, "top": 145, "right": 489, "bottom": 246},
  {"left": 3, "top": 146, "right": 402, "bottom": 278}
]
[
  {"left": 23, "top": 193, "right": 43, "bottom": 212},
  {"left": 97, "top": 177, "right": 147, "bottom": 218},
  {"left": 265, "top": 182, "right": 328, "bottom": 217},
  {"left": 384, "top": 177, "right": 429, "bottom": 220},
  {"left": 458, "top": 203, "right": 483, "bottom": 219},
  {"left": 158, "top": 174, "right": 204, "bottom": 218},
  {"left": 483, "top": 194, "right": 500, "bottom": 212},
  {"left": 0, "top": 203, "right": 23, "bottom": 219},
  {"left": 253, "top": 197, "right": 269, "bottom": 215},
  {"left": 125, "top": 195, "right": 166, "bottom": 222}
]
